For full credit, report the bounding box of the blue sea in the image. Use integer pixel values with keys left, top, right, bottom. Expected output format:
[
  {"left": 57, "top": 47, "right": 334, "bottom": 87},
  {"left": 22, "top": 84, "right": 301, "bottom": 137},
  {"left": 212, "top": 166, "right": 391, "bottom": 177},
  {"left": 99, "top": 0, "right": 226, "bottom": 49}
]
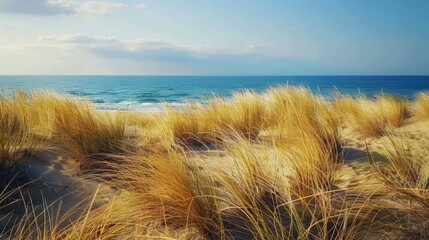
[{"left": 1, "top": 75, "right": 428, "bottom": 111}]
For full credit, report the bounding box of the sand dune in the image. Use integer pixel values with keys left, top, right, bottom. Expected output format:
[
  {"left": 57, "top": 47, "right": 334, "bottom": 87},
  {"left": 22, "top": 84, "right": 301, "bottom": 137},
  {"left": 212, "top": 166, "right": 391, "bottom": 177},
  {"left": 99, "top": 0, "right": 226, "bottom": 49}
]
[{"left": 1, "top": 87, "right": 429, "bottom": 239}]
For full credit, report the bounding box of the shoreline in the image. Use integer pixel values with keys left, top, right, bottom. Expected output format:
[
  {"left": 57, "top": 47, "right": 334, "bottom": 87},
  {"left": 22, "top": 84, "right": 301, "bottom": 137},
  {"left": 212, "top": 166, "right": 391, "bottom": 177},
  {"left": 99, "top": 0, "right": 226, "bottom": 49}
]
[{"left": 1, "top": 86, "right": 429, "bottom": 239}]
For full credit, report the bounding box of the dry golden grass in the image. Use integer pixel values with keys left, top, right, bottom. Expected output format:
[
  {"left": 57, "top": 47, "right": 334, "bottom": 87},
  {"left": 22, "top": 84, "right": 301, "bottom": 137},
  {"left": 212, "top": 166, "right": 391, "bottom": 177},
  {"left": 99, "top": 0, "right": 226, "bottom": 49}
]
[
  {"left": 0, "top": 94, "right": 39, "bottom": 168},
  {"left": 368, "top": 135, "right": 429, "bottom": 238},
  {"left": 208, "top": 131, "right": 379, "bottom": 239},
  {"left": 206, "top": 91, "right": 266, "bottom": 138},
  {"left": 52, "top": 97, "right": 127, "bottom": 169},
  {"left": 160, "top": 87, "right": 338, "bottom": 148},
  {"left": 52, "top": 150, "right": 222, "bottom": 240},
  {"left": 264, "top": 86, "right": 321, "bottom": 125},
  {"left": 0, "top": 92, "right": 128, "bottom": 170},
  {"left": 415, "top": 92, "right": 429, "bottom": 121},
  {"left": 3, "top": 86, "right": 429, "bottom": 239},
  {"left": 159, "top": 103, "right": 214, "bottom": 146},
  {"left": 52, "top": 132, "right": 377, "bottom": 240},
  {"left": 159, "top": 91, "right": 265, "bottom": 147},
  {"left": 369, "top": 135, "right": 429, "bottom": 203},
  {"left": 335, "top": 94, "right": 409, "bottom": 137},
  {"left": 263, "top": 87, "right": 338, "bottom": 140}
]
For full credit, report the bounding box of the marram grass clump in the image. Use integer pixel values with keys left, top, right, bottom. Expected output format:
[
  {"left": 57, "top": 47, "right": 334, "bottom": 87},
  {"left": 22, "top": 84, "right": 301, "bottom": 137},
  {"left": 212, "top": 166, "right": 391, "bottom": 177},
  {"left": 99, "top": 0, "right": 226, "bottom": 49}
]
[
  {"left": 53, "top": 97, "right": 127, "bottom": 169},
  {"left": 335, "top": 94, "right": 409, "bottom": 137},
  {"left": 2, "top": 86, "right": 429, "bottom": 239},
  {"left": 0, "top": 95, "right": 39, "bottom": 168},
  {"left": 415, "top": 92, "right": 429, "bottom": 121}
]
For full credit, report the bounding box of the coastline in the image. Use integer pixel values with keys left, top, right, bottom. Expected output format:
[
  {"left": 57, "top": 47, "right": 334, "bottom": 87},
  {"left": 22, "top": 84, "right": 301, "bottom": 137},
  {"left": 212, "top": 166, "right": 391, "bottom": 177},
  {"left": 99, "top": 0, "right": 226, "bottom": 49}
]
[{"left": 1, "top": 86, "right": 429, "bottom": 239}]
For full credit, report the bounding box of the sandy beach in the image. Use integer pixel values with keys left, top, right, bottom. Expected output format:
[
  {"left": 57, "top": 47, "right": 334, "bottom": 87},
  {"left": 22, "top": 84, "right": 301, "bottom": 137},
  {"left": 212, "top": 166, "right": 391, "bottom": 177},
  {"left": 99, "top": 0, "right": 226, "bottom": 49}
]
[{"left": 1, "top": 86, "right": 429, "bottom": 239}]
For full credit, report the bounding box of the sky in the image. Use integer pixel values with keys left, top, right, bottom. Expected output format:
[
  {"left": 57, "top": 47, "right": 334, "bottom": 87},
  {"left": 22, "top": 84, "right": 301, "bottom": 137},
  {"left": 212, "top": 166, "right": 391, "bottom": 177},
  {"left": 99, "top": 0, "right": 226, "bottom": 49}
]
[{"left": 0, "top": 0, "right": 428, "bottom": 75}]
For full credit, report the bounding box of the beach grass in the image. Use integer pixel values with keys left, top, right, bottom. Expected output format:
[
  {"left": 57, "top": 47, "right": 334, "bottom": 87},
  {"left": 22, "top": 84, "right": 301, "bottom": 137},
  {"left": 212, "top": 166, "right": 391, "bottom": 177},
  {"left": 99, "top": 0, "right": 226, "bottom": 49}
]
[
  {"left": 335, "top": 94, "right": 409, "bottom": 137},
  {"left": 0, "top": 93, "right": 40, "bottom": 168},
  {"left": 1, "top": 86, "right": 429, "bottom": 239},
  {"left": 415, "top": 92, "right": 429, "bottom": 121},
  {"left": 52, "top": 97, "right": 127, "bottom": 169}
]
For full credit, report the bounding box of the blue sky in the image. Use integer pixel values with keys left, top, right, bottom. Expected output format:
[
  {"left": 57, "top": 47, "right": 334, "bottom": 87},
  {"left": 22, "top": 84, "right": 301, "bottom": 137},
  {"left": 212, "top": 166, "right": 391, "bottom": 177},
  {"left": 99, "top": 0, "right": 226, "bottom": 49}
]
[{"left": 0, "top": 0, "right": 428, "bottom": 75}]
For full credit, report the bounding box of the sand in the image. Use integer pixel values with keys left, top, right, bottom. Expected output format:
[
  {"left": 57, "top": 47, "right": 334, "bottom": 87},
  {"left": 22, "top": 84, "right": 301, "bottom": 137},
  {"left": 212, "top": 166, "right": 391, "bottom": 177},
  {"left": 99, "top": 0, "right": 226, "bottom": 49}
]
[
  {"left": 1, "top": 119, "right": 428, "bottom": 238},
  {"left": 0, "top": 148, "right": 114, "bottom": 237}
]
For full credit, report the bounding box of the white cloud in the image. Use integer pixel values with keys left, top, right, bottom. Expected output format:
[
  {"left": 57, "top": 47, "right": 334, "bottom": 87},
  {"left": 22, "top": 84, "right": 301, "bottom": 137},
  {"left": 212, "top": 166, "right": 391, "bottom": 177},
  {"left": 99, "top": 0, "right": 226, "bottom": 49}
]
[
  {"left": 38, "top": 33, "right": 117, "bottom": 43},
  {"left": 0, "top": 34, "right": 284, "bottom": 75},
  {"left": 75, "top": 1, "right": 126, "bottom": 16},
  {"left": 136, "top": 3, "right": 146, "bottom": 9},
  {"left": 0, "top": 0, "right": 126, "bottom": 17},
  {"left": 0, "top": 0, "right": 74, "bottom": 15},
  {"left": 37, "top": 34, "right": 261, "bottom": 61}
]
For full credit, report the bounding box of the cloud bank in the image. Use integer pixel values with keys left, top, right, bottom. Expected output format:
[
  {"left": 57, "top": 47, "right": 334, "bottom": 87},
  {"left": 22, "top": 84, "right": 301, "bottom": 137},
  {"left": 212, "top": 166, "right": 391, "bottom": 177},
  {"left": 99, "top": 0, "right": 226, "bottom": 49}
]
[
  {"left": 1, "top": 33, "right": 284, "bottom": 75},
  {"left": 0, "top": 0, "right": 125, "bottom": 16},
  {"left": 0, "top": 0, "right": 74, "bottom": 15},
  {"left": 37, "top": 34, "right": 262, "bottom": 62},
  {"left": 136, "top": 3, "right": 146, "bottom": 9}
]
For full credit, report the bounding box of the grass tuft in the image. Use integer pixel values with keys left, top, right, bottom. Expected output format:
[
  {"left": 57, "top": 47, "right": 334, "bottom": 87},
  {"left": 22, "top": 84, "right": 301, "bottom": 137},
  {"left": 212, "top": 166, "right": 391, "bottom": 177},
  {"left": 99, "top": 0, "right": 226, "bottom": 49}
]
[
  {"left": 415, "top": 92, "right": 429, "bottom": 121},
  {"left": 0, "top": 95, "right": 39, "bottom": 168},
  {"left": 52, "top": 97, "right": 127, "bottom": 169},
  {"left": 335, "top": 94, "right": 409, "bottom": 137},
  {"left": 2, "top": 86, "right": 429, "bottom": 239}
]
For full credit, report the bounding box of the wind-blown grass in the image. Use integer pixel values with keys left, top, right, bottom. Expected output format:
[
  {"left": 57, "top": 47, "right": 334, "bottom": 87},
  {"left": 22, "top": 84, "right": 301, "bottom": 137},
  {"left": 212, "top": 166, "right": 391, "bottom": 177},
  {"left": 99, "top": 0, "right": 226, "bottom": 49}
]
[
  {"left": 52, "top": 97, "right": 127, "bottom": 169},
  {"left": 335, "top": 94, "right": 409, "bottom": 137},
  {"left": 369, "top": 135, "right": 429, "bottom": 203},
  {"left": 0, "top": 95, "right": 38, "bottom": 168},
  {"left": 368, "top": 135, "right": 429, "bottom": 238},
  {"left": 2, "top": 86, "right": 429, "bottom": 239},
  {"left": 206, "top": 91, "right": 265, "bottom": 138},
  {"left": 160, "top": 103, "right": 214, "bottom": 146},
  {"left": 211, "top": 131, "right": 378, "bottom": 239},
  {"left": 415, "top": 92, "right": 429, "bottom": 121},
  {"left": 55, "top": 150, "right": 223, "bottom": 239},
  {"left": 161, "top": 91, "right": 265, "bottom": 147},
  {"left": 1, "top": 91, "right": 128, "bottom": 170}
]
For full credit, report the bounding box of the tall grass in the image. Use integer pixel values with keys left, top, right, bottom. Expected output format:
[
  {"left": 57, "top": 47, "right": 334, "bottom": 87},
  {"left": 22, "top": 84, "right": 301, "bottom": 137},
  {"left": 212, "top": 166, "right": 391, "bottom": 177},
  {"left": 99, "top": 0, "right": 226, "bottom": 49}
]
[
  {"left": 2, "top": 86, "right": 428, "bottom": 239},
  {"left": 276, "top": 130, "right": 378, "bottom": 239},
  {"left": 160, "top": 103, "right": 213, "bottom": 146},
  {"left": 161, "top": 87, "right": 337, "bottom": 147},
  {"left": 206, "top": 91, "right": 265, "bottom": 138},
  {"left": 1, "top": 91, "right": 128, "bottom": 170},
  {"left": 368, "top": 135, "right": 429, "bottom": 238},
  {"left": 266, "top": 87, "right": 337, "bottom": 134},
  {"left": 53, "top": 97, "right": 127, "bottom": 169},
  {"left": 0, "top": 95, "right": 38, "bottom": 168},
  {"left": 415, "top": 92, "right": 429, "bottom": 121},
  {"left": 215, "top": 134, "right": 290, "bottom": 239},
  {"left": 58, "top": 150, "right": 223, "bottom": 239},
  {"left": 368, "top": 136, "right": 429, "bottom": 203},
  {"left": 264, "top": 86, "right": 321, "bottom": 126},
  {"left": 160, "top": 91, "right": 265, "bottom": 147},
  {"left": 335, "top": 94, "right": 409, "bottom": 137},
  {"left": 212, "top": 131, "right": 377, "bottom": 239},
  {"left": 60, "top": 132, "right": 363, "bottom": 239}
]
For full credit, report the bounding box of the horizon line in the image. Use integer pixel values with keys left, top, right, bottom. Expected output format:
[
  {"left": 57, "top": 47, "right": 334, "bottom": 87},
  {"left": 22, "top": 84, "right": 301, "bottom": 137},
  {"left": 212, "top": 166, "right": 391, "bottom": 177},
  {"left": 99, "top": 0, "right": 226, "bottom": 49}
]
[{"left": 1, "top": 74, "right": 429, "bottom": 77}]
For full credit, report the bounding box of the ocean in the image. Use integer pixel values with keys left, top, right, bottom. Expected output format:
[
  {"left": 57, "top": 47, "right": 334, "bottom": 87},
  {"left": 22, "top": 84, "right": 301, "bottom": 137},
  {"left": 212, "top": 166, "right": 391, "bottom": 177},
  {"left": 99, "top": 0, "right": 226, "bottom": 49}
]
[{"left": 1, "top": 75, "right": 428, "bottom": 112}]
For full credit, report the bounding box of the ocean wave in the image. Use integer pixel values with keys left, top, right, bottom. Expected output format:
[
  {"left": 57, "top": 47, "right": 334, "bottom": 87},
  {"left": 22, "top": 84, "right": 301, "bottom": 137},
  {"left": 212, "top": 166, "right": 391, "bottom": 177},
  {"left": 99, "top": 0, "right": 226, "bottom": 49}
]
[
  {"left": 138, "top": 98, "right": 162, "bottom": 103},
  {"left": 66, "top": 90, "right": 89, "bottom": 96},
  {"left": 93, "top": 101, "right": 189, "bottom": 112}
]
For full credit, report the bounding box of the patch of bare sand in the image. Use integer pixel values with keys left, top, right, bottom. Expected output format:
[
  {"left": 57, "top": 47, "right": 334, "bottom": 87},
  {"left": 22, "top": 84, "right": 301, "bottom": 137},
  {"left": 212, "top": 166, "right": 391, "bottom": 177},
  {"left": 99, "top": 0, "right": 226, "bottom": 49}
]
[
  {"left": 186, "top": 135, "right": 386, "bottom": 196},
  {"left": 336, "top": 121, "right": 429, "bottom": 196},
  {"left": 2, "top": 121, "right": 425, "bottom": 238},
  {"left": 0, "top": 148, "right": 115, "bottom": 237},
  {"left": 336, "top": 148, "right": 387, "bottom": 194}
]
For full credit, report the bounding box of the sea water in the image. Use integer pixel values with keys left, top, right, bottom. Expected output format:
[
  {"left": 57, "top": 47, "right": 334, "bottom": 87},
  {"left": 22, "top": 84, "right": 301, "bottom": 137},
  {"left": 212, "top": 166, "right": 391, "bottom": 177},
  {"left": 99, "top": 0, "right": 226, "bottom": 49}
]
[{"left": 0, "top": 75, "right": 428, "bottom": 111}]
